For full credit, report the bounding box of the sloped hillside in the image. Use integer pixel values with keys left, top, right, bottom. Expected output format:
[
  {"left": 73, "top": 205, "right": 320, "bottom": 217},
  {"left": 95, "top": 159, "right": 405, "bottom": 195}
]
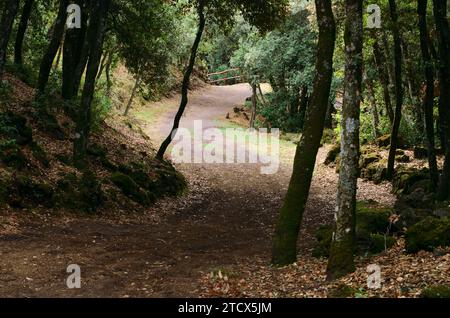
[{"left": 0, "top": 73, "right": 186, "bottom": 221}]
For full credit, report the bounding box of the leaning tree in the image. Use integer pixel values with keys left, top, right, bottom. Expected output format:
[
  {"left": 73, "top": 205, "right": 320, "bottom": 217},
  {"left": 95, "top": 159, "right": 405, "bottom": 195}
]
[{"left": 156, "top": 0, "right": 289, "bottom": 160}]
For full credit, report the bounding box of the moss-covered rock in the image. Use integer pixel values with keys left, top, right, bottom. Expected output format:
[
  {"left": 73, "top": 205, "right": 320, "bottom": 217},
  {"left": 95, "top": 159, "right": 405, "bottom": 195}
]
[
  {"left": 359, "top": 153, "right": 381, "bottom": 170},
  {"left": 360, "top": 160, "right": 387, "bottom": 184},
  {"left": 367, "top": 234, "right": 396, "bottom": 254},
  {"left": 328, "top": 284, "right": 357, "bottom": 298},
  {"left": 325, "top": 144, "right": 340, "bottom": 165},
  {"left": 420, "top": 285, "right": 450, "bottom": 298},
  {"left": 111, "top": 172, "right": 154, "bottom": 207},
  {"left": 312, "top": 201, "right": 395, "bottom": 257},
  {"left": 356, "top": 201, "right": 392, "bottom": 236},
  {"left": 405, "top": 217, "right": 450, "bottom": 253},
  {"left": 395, "top": 207, "right": 434, "bottom": 229},
  {"left": 392, "top": 169, "right": 429, "bottom": 195}
]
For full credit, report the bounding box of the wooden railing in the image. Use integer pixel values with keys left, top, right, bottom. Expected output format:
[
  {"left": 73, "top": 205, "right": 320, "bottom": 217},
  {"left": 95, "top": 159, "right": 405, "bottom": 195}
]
[{"left": 207, "top": 68, "right": 244, "bottom": 85}]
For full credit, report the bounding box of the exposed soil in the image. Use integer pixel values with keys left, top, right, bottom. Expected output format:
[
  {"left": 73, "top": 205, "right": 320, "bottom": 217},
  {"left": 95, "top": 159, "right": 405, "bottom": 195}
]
[{"left": 0, "top": 84, "right": 396, "bottom": 297}]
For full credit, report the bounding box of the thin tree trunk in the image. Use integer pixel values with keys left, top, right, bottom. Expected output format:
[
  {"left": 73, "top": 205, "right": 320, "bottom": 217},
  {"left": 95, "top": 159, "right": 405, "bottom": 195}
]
[
  {"left": 96, "top": 52, "right": 108, "bottom": 81},
  {"left": 250, "top": 83, "right": 257, "bottom": 128},
  {"left": 418, "top": 0, "right": 439, "bottom": 190},
  {"left": 0, "top": 0, "right": 20, "bottom": 77},
  {"left": 402, "top": 40, "right": 424, "bottom": 135},
  {"left": 124, "top": 73, "right": 141, "bottom": 116},
  {"left": 373, "top": 41, "right": 394, "bottom": 123},
  {"left": 386, "top": 0, "right": 404, "bottom": 180},
  {"left": 73, "top": 0, "right": 110, "bottom": 167},
  {"left": 364, "top": 69, "right": 381, "bottom": 138},
  {"left": 326, "top": 0, "right": 362, "bottom": 281},
  {"left": 272, "top": 0, "right": 336, "bottom": 266},
  {"left": 381, "top": 30, "right": 395, "bottom": 95},
  {"left": 53, "top": 43, "right": 63, "bottom": 72},
  {"left": 156, "top": 2, "right": 206, "bottom": 160},
  {"left": 105, "top": 49, "right": 113, "bottom": 97},
  {"left": 14, "top": 0, "right": 34, "bottom": 65},
  {"left": 258, "top": 84, "right": 267, "bottom": 104},
  {"left": 36, "top": 0, "right": 69, "bottom": 95},
  {"left": 433, "top": 0, "right": 450, "bottom": 199}
]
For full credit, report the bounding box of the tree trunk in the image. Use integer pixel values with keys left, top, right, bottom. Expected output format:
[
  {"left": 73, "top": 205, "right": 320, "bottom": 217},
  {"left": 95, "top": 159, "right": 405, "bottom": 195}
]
[
  {"left": 250, "top": 83, "right": 257, "bottom": 128},
  {"left": 418, "top": 0, "right": 439, "bottom": 190},
  {"left": 73, "top": 0, "right": 110, "bottom": 167},
  {"left": 124, "top": 73, "right": 141, "bottom": 116},
  {"left": 298, "top": 85, "right": 309, "bottom": 129},
  {"left": 105, "top": 49, "right": 113, "bottom": 97},
  {"left": 381, "top": 30, "right": 395, "bottom": 96},
  {"left": 53, "top": 43, "right": 63, "bottom": 72},
  {"left": 402, "top": 40, "right": 424, "bottom": 136},
  {"left": 0, "top": 0, "right": 20, "bottom": 77},
  {"left": 271, "top": 0, "right": 336, "bottom": 266},
  {"left": 386, "top": 0, "right": 404, "bottom": 180},
  {"left": 433, "top": 0, "right": 450, "bottom": 199},
  {"left": 258, "top": 84, "right": 267, "bottom": 105},
  {"left": 62, "top": 0, "right": 88, "bottom": 100},
  {"left": 364, "top": 69, "right": 381, "bottom": 138},
  {"left": 156, "top": 2, "right": 206, "bottom": 160},
  {"left": 373, "top": 41, "right": 394, "bottom": 123},
  {"left": 14, "top": 0, "right": 34, "bottom": 65},
  {"left": 36, "top": 0, "right": 69, "bottom": 95},
  {"left": 326, "top": 0, "right": 362, "bottom": 281}
]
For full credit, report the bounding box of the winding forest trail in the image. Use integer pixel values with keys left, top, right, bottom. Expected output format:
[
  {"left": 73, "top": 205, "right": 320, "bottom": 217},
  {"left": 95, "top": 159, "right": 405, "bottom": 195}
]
[{"left": 0, "top": 84, "right": 394, "bottom": 297}]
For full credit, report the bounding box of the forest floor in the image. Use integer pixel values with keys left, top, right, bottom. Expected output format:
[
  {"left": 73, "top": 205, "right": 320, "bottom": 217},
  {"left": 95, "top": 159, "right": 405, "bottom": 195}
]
[{"left": 0, "top": 83, "right": 448, "bottom": 297}]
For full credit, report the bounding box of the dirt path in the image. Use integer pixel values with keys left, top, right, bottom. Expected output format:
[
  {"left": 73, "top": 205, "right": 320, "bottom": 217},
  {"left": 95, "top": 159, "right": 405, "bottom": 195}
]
[{"left": 0, "top": 84, "right": 394, "bottom": 297}]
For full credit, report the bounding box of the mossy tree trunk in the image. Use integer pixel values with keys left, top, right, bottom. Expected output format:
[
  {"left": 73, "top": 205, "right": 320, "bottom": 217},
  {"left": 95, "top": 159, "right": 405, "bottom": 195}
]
[
  {"left": 418, "top": 0, "right": 439, "bottom": 190},
  {"left": 73, "top": 0, "right": 110, "bottom": 167},
  {"left": 156, "top": 2, "right": 206, "bottom": 160},
  {"left": 386, "top": 0, "right": 404, "bottom": 180},
  {"left": 433, "top": 0, "right": 450, "bottom": 200},
  {"left": 326, "top": 0, "right": 362, "bottom": 281},
  {"left": 271, "top": 0, "right": 336, "bottom": 266},
  {"left": 36, "top": 0, "right": 69, "bottom": 95},
  {"left": 14, "top": 0, "right": 34, "bottom": 65},
  {"left": 0, "top": 0, "right": 20, "bottom": 77}
]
